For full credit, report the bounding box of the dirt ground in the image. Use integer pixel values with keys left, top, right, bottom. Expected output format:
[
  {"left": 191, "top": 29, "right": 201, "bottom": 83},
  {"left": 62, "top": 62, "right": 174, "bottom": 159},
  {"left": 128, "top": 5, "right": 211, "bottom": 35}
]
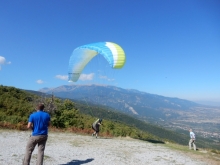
[{"left": 0, "top": 129, "right": 219, "bottom": 165}]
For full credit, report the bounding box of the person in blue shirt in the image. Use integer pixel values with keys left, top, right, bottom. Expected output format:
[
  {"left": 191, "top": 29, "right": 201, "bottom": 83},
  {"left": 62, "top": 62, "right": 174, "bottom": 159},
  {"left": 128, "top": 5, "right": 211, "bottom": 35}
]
[
  {"left": 23, "top": 103, "right": 50, "bottom": 165},
  {"left": 189, "top": 128, "right": 196, "bottom": 151}
]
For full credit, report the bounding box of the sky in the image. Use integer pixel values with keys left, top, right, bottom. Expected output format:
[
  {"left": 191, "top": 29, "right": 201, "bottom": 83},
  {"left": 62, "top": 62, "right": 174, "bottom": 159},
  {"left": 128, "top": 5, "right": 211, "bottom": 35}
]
[{"left": 0, "top": 0, "right": 220, "bottom": 106}]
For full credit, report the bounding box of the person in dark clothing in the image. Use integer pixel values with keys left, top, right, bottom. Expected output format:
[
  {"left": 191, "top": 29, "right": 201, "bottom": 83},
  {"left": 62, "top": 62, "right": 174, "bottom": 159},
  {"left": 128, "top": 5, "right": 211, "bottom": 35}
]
[{"left": 92, "top": 118, "right": 102, "bottom": 138}]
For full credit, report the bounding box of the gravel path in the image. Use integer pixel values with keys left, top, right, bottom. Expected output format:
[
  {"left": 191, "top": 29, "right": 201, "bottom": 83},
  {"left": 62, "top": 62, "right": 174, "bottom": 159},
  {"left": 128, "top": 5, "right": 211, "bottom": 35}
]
[{"left": 0, "top": 129, "right": 209, "bottom": 165}]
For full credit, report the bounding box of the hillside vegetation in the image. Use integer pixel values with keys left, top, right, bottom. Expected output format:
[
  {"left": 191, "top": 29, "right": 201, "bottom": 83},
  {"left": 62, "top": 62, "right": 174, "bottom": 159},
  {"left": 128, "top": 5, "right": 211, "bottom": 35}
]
[
  {"left": 0, "top": 85, "right": 160, "bottom": 141},
  {"left": 0, "top": 85, "right": 219, "bottom": 151},
  {"left": 75, "top": 101, "right": 219, "bottom": 150},
  {"left": 39, "top": 84, "right": 220, "bottom": 147}
]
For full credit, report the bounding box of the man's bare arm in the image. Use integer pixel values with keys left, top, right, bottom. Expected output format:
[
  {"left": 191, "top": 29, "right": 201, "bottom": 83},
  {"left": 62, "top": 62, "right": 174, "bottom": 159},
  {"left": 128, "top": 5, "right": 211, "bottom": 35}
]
[{"left": 27, "top": 122, "right": 33, "bottom": 129}]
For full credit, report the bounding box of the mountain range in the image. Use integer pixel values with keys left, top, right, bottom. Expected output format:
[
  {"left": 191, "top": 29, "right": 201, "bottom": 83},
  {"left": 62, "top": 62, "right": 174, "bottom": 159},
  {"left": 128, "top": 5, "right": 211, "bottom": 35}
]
[
  {"left": 39, "top": 84, "right": 220, "bottom": 141},
  {"left": 39, "top": 84, "right": 198, "bottom": 117}
]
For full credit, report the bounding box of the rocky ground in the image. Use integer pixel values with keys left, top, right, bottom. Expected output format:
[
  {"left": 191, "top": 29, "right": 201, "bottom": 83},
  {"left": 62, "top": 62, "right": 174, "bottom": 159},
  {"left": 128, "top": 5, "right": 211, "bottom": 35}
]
[{"left": 0, "top": 129, "right": 219, "bottom": 165}]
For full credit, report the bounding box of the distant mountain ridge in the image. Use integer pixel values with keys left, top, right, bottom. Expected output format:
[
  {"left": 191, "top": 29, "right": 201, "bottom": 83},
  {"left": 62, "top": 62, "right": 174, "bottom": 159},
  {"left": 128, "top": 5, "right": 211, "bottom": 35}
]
[
  {"left": 39, "top": 84, "right": 199, "bottom": 121},
  {"left": 39, "top": 84, "right": 220, "bottom": 143}
]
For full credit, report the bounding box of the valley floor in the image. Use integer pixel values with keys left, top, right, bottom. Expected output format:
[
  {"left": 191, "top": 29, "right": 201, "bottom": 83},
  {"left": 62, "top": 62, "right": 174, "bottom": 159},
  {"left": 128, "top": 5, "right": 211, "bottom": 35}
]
[{"left": 0, "top": 129, "right": 219, "bottom": 165}]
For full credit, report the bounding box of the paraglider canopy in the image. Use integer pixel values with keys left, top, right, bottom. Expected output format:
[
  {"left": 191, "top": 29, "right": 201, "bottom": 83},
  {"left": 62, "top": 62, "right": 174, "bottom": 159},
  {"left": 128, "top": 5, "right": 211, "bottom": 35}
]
[{"left": 68, "top": 42, "right": 126, "bottom": 82}]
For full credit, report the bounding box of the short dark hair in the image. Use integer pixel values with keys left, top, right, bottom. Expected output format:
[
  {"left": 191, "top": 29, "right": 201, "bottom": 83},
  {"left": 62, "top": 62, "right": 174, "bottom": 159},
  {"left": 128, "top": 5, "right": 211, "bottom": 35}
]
[{"left": 38, "top": 103, "right": 45, "bottom": 110}]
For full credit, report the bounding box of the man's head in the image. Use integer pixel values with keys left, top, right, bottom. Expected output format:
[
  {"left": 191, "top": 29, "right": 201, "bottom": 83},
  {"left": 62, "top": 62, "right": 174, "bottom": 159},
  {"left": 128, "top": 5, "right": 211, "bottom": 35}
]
[
  {"left": 189, "top": 129, "right": 192, "bottom": 132},
  {"left": 37, "top": 103, "right": 45, "bottom": 111},
  {"left": 99, "top": 119, "right": 102, "bottom": 123}
]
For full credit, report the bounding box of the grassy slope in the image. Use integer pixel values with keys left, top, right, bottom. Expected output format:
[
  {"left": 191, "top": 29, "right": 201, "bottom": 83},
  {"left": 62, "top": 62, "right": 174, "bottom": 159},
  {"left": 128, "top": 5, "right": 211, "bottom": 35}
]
[
  {"left": 164, "top": 143, "right": 220, "bottom": 165},
  {"left": 1, "top": 85, "right": 219, "bottom": 151},
  {"left": 73, "top": 100, "right": 220, "bottom": 150}
]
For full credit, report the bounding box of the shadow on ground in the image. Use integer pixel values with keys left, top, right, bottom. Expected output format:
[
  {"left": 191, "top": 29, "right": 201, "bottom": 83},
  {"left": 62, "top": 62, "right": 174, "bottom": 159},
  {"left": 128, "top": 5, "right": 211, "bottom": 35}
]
[
  {"left": 59, "top": 158, "right": 94, "bottom": 165},
  {"left": 97, "top": 137, "right": 113, "bottom": 139},
  {"left": 144, "top": 139, "right": 165, "bottom": 144},
  {"left": 98, "top": 136, "right": 164, "bottom": 143}
]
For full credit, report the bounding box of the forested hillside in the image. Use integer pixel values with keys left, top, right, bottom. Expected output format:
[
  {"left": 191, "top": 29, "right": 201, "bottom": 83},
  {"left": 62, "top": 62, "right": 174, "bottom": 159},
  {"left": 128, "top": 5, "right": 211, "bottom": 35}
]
[
  {"left": 39, "top": 84, "right": 220, "bottom": 146},
  {"left": 0, "top": 85, "right": 219, "bottom": 150},
  {"left": 0, "top": 85, "right": 160, "bottom": 141}
]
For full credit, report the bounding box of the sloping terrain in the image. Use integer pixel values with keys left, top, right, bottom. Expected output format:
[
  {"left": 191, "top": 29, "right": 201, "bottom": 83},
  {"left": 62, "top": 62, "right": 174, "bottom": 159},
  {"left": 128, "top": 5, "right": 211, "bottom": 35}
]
[{"left": 39, "top": 84, "right": 220, "bottom": 144}]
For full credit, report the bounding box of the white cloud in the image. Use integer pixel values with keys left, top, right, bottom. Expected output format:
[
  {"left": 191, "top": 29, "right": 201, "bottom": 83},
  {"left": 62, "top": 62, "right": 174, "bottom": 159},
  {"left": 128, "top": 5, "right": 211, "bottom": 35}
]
[
  {"left": 0, "top": 56, "right": 6, "bottom": 64},
  {"left": 55, "top": 73, "right": 94, "bottom": 81},
  {"left": 36, "top": 79, "right": 44, "bottom": 84},
  {"left": 55, "top": 75, "right": 68, "bottom": 80},
  {"left": 79, "top": 73, "right": 94, "bottom": 81},
  {"left": 99, "top": 75, "right": 115, "bottom": 81},
  {"left": 0, "top": 56, "right": 5, "bottom": 71},
  {"left": 0, "top": 56, "right": 11, "bottom": 71}
]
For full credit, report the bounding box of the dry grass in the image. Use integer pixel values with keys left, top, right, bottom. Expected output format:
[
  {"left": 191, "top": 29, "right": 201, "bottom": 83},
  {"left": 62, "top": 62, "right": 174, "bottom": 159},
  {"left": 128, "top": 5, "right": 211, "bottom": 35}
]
[{"left": 165, "top": 142, "right": 220, "bottom": 165}]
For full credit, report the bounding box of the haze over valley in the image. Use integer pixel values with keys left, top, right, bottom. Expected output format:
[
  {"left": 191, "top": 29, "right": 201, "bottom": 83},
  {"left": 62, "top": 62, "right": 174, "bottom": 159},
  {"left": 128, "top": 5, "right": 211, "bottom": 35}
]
[{"left": 39, "top": 84, "right": 220, "bottom": 143}]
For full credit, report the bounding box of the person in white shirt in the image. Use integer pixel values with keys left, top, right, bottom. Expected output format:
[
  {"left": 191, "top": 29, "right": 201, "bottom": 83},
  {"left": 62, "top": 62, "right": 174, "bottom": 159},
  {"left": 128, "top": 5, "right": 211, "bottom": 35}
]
[{"left": 189, "top": 129, "right": 196, "bottom": 151}]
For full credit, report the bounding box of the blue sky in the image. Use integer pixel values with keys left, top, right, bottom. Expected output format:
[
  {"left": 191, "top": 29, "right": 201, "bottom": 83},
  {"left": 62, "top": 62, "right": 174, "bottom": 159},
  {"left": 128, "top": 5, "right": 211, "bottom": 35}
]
[{"left": 0, "top": 0, "right": 220, "bottom": 105}]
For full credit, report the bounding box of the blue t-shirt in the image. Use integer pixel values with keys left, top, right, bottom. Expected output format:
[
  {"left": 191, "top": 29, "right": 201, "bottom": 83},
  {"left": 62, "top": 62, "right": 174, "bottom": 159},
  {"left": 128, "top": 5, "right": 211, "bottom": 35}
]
[{"left": 29, "top": 111, "right": 50, "bottom": 136}]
